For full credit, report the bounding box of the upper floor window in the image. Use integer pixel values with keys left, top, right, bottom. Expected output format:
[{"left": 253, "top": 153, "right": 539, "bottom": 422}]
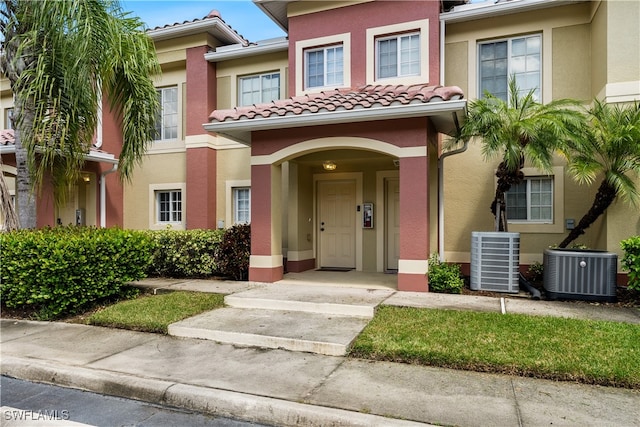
[
  {"left": 157, "top": 190, "right": 182, "bottom": 223},
  {"left": 376, "top": 33, "right": 420, "bottom": 79},
  {"left": 305, "top": 45, "right": 343, "bottom": 89},
  {"left": 5, "top": 108, "right": 14, "bottom": 130},
  {"left": 239, "top": 73, "right": 280, "bottom": 106},
  {"left": 154, "top": 86, "right": 178, "bottom": 141},
  {"left": 479, "top": 34, "right": 541, "bottom": 102},
  {"left": 234, "top": 187, "right": 250, "bottom": 224},
  {"left": 506, "top": 176, "right": 552, "bottom": 222}
]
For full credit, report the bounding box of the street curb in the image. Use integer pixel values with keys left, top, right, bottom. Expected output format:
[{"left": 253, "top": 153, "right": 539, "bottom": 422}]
[{"left": 2, "top": 357, "right": 431, "bottom": 427}]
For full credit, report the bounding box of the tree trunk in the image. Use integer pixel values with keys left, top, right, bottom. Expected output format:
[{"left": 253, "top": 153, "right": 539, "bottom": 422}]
[
  {"left": 13, "top": 100, "right": 38, "bottom": 229},
  {"left": 490, "top": 160, "right": 525, "bottom": 232},
  {"left": 558, "top": 180, "right": 617, "bottom": 248},
  {"left": 0, "top": 159, "right": 19, "bottom": 231}
]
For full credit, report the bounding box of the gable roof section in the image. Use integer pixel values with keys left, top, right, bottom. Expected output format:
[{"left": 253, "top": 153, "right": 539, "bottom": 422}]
[
  {"left": 205, "top": 84, "right": 466, "bottom": 144},
  {"left": 146, "top": 9, "right": 247, "bottom": 45}
]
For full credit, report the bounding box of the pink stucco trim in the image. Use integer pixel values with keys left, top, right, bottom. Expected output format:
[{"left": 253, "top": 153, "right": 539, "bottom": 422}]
[
  {"left": 399, "top": 156, "right": 430, "bottom": 260},
  {"left": 252, "top": 118, "right": 428, "bottom": 156},
  {"left": 250, "top": 164, "right": 274, "bottom": 255},
  {"left": 398, "top": 273, "right": 429, "bottom": 292},
  {"left": 287, "top": 0, "right": 440, "bottom": 93},
  {"left": 287, "top": 259, "right": 316, "bottom": 273},
  {"left": 186, "top": 46, "right": 216, "bottom": 137},
  {"left": 186, "top": 147, "right": 217, "bottom": 229},
  {"left": 250, "top": 266, "right": 284, "bottom": 283}
]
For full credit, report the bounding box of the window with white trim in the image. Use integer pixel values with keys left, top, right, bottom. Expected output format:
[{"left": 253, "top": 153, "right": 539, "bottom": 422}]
[
  {"left": 479, "top": 34, "right": 541, "bottom": 101},
  {"left": 239, "top": 72, "right": 280, "bottom": 106},
  {"left": 506, "top": 177, "right": 553, "bottom": 222},
  {"left": 376, "top": 32, "right": 420, "bottom": 79},
  {"left": 154, "top": 86, "right": 178, "bottom": 141},
  {"left": 5, "top": 108, "right": 14, "bottom": 130},
  {"left": 233, "top": 187, "right": 250, "bottom": 224},
  {"left": 305, "top": 45, "right": 343, "bottom": 89},
  {"left": 156, "top": 190, "right": 182, "bottom": 223}
]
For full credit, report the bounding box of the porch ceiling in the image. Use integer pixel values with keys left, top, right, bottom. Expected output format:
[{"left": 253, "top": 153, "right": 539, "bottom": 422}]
[{"left": 204, "top": 84, "right": 466, "bottom": 145}]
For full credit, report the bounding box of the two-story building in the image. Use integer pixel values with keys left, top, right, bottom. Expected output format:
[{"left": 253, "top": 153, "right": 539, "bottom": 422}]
[{"left": 2, "top": 0, "right": 638, "bottom": 290}]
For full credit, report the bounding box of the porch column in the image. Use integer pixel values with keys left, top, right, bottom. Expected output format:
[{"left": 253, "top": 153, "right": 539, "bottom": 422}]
[
  {"left": 249, "top": 163, "right": 284, "bottom": 282},
  {"left": 398, "top": 155, "right": 430, "bottom": 291}
]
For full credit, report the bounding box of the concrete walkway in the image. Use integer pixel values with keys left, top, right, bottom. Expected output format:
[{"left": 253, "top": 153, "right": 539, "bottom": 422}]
[{"left": 2, "top": 278, "right": 639, "bottom": 426}]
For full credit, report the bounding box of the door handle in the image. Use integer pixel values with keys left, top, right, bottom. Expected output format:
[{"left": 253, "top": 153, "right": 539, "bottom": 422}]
[{"left": 320, "top": 221, "right": 325, "bottom": 232}]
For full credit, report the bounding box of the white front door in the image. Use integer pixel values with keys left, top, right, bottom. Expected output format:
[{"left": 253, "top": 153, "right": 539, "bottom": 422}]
[
  {"left": 318, "top": 180, "right": 356, "bottom": 269},
  {"left": 386, "top": 178, "right": 400, "bottom": 271}
]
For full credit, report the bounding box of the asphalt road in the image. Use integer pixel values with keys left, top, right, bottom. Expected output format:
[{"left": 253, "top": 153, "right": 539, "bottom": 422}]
[{"left": 1, "top": 376, "right": 270, "bottom": 427}]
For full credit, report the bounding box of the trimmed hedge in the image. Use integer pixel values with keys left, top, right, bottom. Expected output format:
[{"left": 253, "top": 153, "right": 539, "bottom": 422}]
[
  {"left": 0, "top": 227, "right": 154, "bottom": 319},
  {"left": 621, "top": 236, "right": 640, "bottom": 291},
  {"left": 146, "top": 229, "right": 224, "bottom": 278}
]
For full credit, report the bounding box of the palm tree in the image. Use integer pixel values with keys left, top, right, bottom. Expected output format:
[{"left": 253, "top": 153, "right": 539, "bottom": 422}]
[
  {"left": 0, "top": 0, "right": 160, "bottom": 228},
  {"left": 458, "top": 78, "right": 585, "bottom": 231},
  {"left": 559, "top": 100, "right": 640, "bottom": 248}
]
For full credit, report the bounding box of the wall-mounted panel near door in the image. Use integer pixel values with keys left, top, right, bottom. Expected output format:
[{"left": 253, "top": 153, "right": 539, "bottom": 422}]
[{"left": 318, "top": 180, "right": 356, "bottom": 269}]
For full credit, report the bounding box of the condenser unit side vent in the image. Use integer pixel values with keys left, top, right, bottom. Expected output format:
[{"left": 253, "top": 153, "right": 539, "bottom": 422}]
[
  {"left": 471, "top": 232, "right": 520, "bottom": 293},
  {"left": 543, "top": 248, "right": 617, "bottom": 302}
]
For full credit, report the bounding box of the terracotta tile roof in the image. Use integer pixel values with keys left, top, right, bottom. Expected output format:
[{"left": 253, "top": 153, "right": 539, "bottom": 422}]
[
  {"left": 147, "top": 9, "right": 247, "bottom": 43},
  {"left": 209, "top": 84, "right": 464, "bottom": 123},
  {"left": 0, "top": 129, "right": 14, "bottom": 145}
]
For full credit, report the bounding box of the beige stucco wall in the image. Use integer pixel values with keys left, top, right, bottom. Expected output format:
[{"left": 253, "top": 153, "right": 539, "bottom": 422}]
[
  {"left": 590, "top": 1, "right": 608, "bottom": 99},
  {"left": 444, "top": 40, "right": 468, "bottom": 93},
  {"left": 445, "top": 2, "right": 592, "bottom": 102},
  {"left": 216, "top": 52, "right": 289, "bottom": 109},
  {"left": 552, "top": 24, "right": 591, "bottom": 101},
  {"left": 442, "top": 142, "right": 606, "bottom": 265},
  {"left": 606, "top": 0, "right": 640, "bottom": 85},
  {"left": 216, "top": 147, "right": 251, "bottom": 227},
  {"left": 440, "top": 1, "right": 640, "bottom": 266},
  {"left": 606, "top": 175, "right": 640, "bottom": 262},
  {"left": 124, "top": 152, "right": 187, "bottom": 230}
]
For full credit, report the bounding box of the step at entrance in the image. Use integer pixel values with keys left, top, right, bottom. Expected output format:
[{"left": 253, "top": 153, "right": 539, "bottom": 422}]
[
  {"left": 225, "top": 284, "right": 393, "bottom": 318},
  {"left": 168, "top": 307, "right": 370, "bottom": 356},
  {"left": 168, "top": 284, "right": 395, "bottom": 356}
]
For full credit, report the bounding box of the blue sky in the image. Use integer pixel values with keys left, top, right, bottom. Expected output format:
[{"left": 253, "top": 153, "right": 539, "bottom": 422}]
[{"left": 121, "top": 0, "right": 286, "bottom": 42}]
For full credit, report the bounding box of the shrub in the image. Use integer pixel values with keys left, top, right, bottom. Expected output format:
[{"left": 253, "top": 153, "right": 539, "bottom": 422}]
[
  {"left": 0, "top": 226, "right": 154, "bottom": 319},
  {"left": 427, "top": 254, "right": 464, "bottom": 294},
  {"left": 146, "top": 229, "right": 224, "bottom": 278},
  {"left": 621, "top": 236, "right": 640, "bottom": 291},
  {"left": 215, "top": 224, "right": 251, "bottom": 280},
  {"left": 527, "top": 261, "right": 544, "bottom": 282}
]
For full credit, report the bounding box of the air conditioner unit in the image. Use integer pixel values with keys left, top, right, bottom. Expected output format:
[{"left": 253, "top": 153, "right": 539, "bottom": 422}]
[
  {"left": 471, "top": 232, "right": 520, "bottom": 293},
  {"left": 543, "top": 248, "right": 617, "bottom": 302}
]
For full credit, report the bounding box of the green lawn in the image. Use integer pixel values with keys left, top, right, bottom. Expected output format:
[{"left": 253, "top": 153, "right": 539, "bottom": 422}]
[
  {"left": 87, "top": 291, "right": 224, "bottom": 334},
  {"left": 349, "top": 306, "right": 640, "bottom": 389}
]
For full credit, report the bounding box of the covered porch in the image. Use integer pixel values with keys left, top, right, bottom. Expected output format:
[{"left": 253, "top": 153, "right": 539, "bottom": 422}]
[{"left": 205, "top": 84, "right": 466, "bottom": 292}]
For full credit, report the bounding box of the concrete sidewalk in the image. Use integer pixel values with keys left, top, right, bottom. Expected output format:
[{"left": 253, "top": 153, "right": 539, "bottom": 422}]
[{"left": 2, "top": 280, "right": 639, "bottom": 426}]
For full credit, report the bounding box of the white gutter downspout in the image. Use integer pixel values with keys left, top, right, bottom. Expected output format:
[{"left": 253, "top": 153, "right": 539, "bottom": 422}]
[
  {"left": 100, "top": 164, "right": 118, "bottom": 228},
  {"left": 437, "top": 14, "right": 468, "bottom": 262},
  {"left": 438, "top": 136, "right": 468, "bottom": 262}
]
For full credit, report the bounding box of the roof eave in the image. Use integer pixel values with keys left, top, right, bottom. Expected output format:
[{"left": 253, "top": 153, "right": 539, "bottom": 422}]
[
  {"left": 440, "top": 0, "right": 584, "bottom": 23},
  {"left": 204, "top": 39, "right": 289, "bottom": 62},
  {"left": 148, "top": 18, "right": 247, "bottom": 45},
  {"left": 254, "top": 0, "right": 290, "bottom": 32},
  {"left": 0, "top": 146, "right": 119, "bottom": 165},
  {"left": 204, "top": 100, "right": 467, "bottom": 145}
]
